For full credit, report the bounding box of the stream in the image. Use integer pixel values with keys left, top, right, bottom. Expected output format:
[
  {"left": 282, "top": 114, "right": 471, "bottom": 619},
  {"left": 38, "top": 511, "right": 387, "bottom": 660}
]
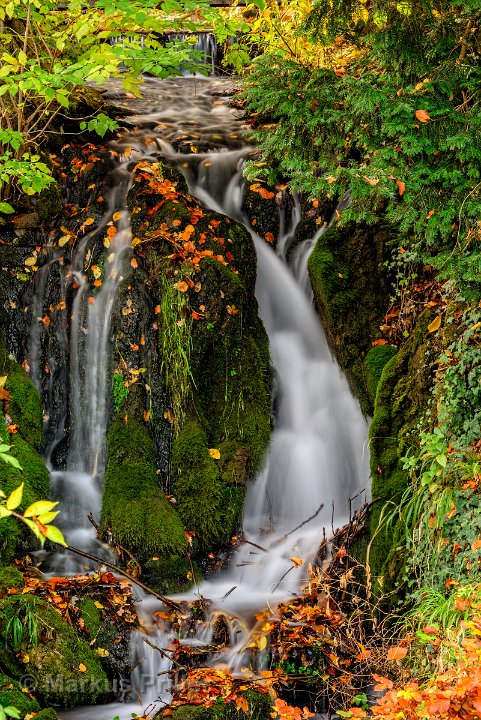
[{"left": 27, "top": 76, "right": 369, "bottom": 719}]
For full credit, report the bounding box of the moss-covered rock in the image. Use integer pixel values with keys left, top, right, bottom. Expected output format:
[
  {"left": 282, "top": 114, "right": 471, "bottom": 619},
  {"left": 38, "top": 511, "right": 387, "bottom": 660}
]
[
  {"left": 307, "top": 221, "right": 392, "bottom": 414},
  {"left": 101, "top": 417, "right": 190, "bottom": 592},
  {"left": 0, "top": 595, "right": 109, "bottom": 707},
  {"left": 156, "top": 690, "right": 272, "bottom": 720},
  {"left": 34, "top": 709, "right": 58, "bottom": 720},
  {"left": 0, "top": 673, "right": 41, "bottom": 719},
  {"left": 0, "top": 336, "right": 43, "bottom": 451},
  {"left": 0, "top": 566, "right": 24, "bottom": 595},
  {"left": 363, "top": 345, "right": 398, "bottom": 407},
  {"left": 364, "top": 310, "right": 437, "bottom": 598},
  {"left": 0, "top": 340, "right": 50, "bottom": 564}
]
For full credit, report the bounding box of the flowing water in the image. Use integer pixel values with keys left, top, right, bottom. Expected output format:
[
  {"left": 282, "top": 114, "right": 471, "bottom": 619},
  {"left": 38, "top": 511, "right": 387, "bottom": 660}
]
[{"left": 28, "top": 76, "right": 369, "bottom": 718}]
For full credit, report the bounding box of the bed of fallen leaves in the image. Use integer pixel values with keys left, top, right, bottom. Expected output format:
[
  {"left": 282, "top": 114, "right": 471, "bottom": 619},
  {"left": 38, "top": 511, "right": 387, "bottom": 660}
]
[
  {"left": 341, "top": 618, "right": 481, "bottom": 719},
  {"left": 377, "top": 268, "right": 446, "bottom": 347},
  {"left": 4, "top": 566, "right": 138, "bottom": 638}
]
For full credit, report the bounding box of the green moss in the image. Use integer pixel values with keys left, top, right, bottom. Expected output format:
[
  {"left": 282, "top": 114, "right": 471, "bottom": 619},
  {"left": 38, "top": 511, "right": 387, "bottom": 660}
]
[
  {"left": 363, "top": 345, "right": 398, "bottom": 406},
  {"left": 0, "top": 595, "right": 109, "bottom": 707},
  {"left": 307, "top": 221, "right": 392, "bottom": 414},
  {"left": 172, "top": 419, "right": 226, "bottom": 547},
  {"left": 0, "top": 566, "right": 24, "bottom": 596},
  {"left": 37, "top": 182, "right": 63, "bottom": 224},
  {"left": 0, "top": 338, "right": 43, "bottom": 451},
  {"left": 101, "top": 418, "right": 189, "bottom": 592},
  {"left": 364, "top": 310, "right": 437, "bottom": 597},
  {"left": 33, "top": 709, "right": 58, "bottom": 720},
  {"left": 162, "top": 690, "right": 272, "bottom": 720},
  {"left": 0, "top": 673, "right": 41, "bottom": 718},
  {"left": 0, "top": 424, "right": 50, "bottom": 565},
  {"left": 78, "top": 597, "right": 101, "bottom": 637}
]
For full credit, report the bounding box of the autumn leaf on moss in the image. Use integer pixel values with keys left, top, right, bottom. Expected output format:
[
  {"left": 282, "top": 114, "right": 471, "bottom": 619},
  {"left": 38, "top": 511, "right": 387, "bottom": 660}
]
[
  {"left": 209, "top": 448, "right": 221, "bottom": 460},
  {"left": 415, "top": 109, "right": 431, "bottom": 123}
]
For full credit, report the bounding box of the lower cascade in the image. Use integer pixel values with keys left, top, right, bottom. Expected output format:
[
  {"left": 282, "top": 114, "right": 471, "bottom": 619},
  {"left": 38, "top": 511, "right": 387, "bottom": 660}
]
[{"left": 25, "top": 77, "right": 368, "bottom": 719}]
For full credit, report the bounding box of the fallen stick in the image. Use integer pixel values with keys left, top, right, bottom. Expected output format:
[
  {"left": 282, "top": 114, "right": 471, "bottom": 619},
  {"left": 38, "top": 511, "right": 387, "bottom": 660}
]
[{"left": 64, "top": 543, "right": 182, "bottom": 611}]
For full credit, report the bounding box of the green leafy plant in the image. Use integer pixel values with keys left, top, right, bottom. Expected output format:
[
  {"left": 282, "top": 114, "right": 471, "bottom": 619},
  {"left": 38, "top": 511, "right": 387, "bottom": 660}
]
[
  {"left": 0, "top": 477, "right": 67, "bottom": 548},
  {"left": 1, "top": 595, "right": 38, "bottom": 651},
  {"left": 0, "top": 0, "right": 242, "bottom": 209},
  {"left": 242, "top": 0, "right": 481, "bottom": 298},
  {"left": 0, "top": 706, "right": 20, "bottom": 720}
]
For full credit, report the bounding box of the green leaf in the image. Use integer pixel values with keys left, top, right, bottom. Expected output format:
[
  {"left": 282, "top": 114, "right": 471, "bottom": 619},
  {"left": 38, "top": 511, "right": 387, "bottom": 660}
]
[
  {"left": 22, "top": 517, "right": 44, "bottom": 545},
  {"left": 0, "top": 452, "right": 22, "bottom": 470},
  {"left": 6, "top": 482, "right": 23, "bottom": 510},
  {"left": 436, "top": 455, "right": 448, "bottom": 468},
  {"left": 24, "top": 500, "right": 58, "bottom": 518},
  {"left": 4, "top": 707, "right": 21, "bottom": 719},
  {"left": 37, "top": 510, "right": 59, "bottom": 525},
  {"left": 45, "top": 525, "right": 67, "bottom": 547},
  {"left": 0, "top": 202, "right": 14, "bottom": 214}
]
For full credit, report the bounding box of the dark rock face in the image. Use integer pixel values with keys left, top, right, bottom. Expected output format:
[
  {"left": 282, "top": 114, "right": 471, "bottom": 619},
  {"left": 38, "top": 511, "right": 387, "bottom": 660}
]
[{"left": 307, "top": 220, "right": 393, "bottom": 415}]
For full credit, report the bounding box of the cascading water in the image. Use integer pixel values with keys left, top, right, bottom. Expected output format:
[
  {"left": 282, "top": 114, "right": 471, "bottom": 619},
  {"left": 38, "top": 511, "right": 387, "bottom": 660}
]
[
  {"left": 29, "top": 164, "right": 135, "bottom": 573},
  {"left": 32, "top": 76, "right": 369, "bottom": 718}
]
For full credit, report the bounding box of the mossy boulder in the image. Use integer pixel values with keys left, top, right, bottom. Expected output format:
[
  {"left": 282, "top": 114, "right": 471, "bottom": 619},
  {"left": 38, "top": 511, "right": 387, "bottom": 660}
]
[
  {"left": 169, "top": 223, "right": 271, "bottom": 550},
  {"left": 0, "top": 339, "right": 49, "bottom": 565},
  {"left": 0, "top": 673, "right": 41, "bottom": 719},
  {"left": 34, "top": 710, "right": 58, "bottom": 720},
  {"left": 101, "top": 417, "right": 190, "bottom": 592},
  {"left": 0, "top": 595, "right": 109, "bottom": 707},
  {"left": 78, "top": 596, "right": 131, "bottom": 684},
  {"left": 307, "top": 221, "right": 392, "bottom": 414},
  {"left": 0, "top": 566, "right": 24, "bottom": 595},
  {"left": 156, "top": 690, "right": 273, "bottom": 720},
  {"left": 364, "top": 310, "right": 437, "bottom": 598}
]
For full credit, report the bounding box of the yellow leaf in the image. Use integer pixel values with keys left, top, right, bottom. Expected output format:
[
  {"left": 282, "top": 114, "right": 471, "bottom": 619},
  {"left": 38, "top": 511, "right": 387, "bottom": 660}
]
[
  {"left": 58, "top": 234, "right": 71, "bottom": 247},
  {"left": 0, "top": 376, "right": 7, "bottom": 388},
  {"left": 6, "top": 483, "right": 24, "bottom": 510},
  {"left": 113, "top": 211, "right": 122, "bottom": 221},
  {"left": 94, "top": 601, "right": 104, "bottom": 609},
  {"left": 103, "top": 238, "right": 111, "bottom": 248},
  {"left": 428, "top": 315, "right": 442, "bottom": 333},
  {"left": 290, "top": 556, "right": 303, "bottom": 567},
  {"left": 258, "top": 636, "right": 267, "bottom": 651},
  {"left": 96, "top": 647, "right": 110, "bottom": 657},
  {"left": 25, "top": 257, "right": 37, "bottom": 267},
  {"left": 209, "top": 448, "right": 221, "bottom": 460},
  {"left": 79, "top": 663, "right": 87, "bottom": 672}
]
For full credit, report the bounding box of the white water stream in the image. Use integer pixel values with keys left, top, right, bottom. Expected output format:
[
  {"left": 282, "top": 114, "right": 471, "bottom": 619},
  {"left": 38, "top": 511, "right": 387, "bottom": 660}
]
[{"left": 39, "top": 77, "right": 370, "bottom": 718}]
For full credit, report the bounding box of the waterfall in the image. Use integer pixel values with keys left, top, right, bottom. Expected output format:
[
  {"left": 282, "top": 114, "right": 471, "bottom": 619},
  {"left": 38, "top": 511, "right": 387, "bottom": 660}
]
[
  {"left": 167, "top": 32, "right": 219, "bottom": 76},
  {"left": 39, "top": 77, "right": 369, "bottom": 718},
  {"left": 29, "top": 164, "right": 135, "bottom": 573}
]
